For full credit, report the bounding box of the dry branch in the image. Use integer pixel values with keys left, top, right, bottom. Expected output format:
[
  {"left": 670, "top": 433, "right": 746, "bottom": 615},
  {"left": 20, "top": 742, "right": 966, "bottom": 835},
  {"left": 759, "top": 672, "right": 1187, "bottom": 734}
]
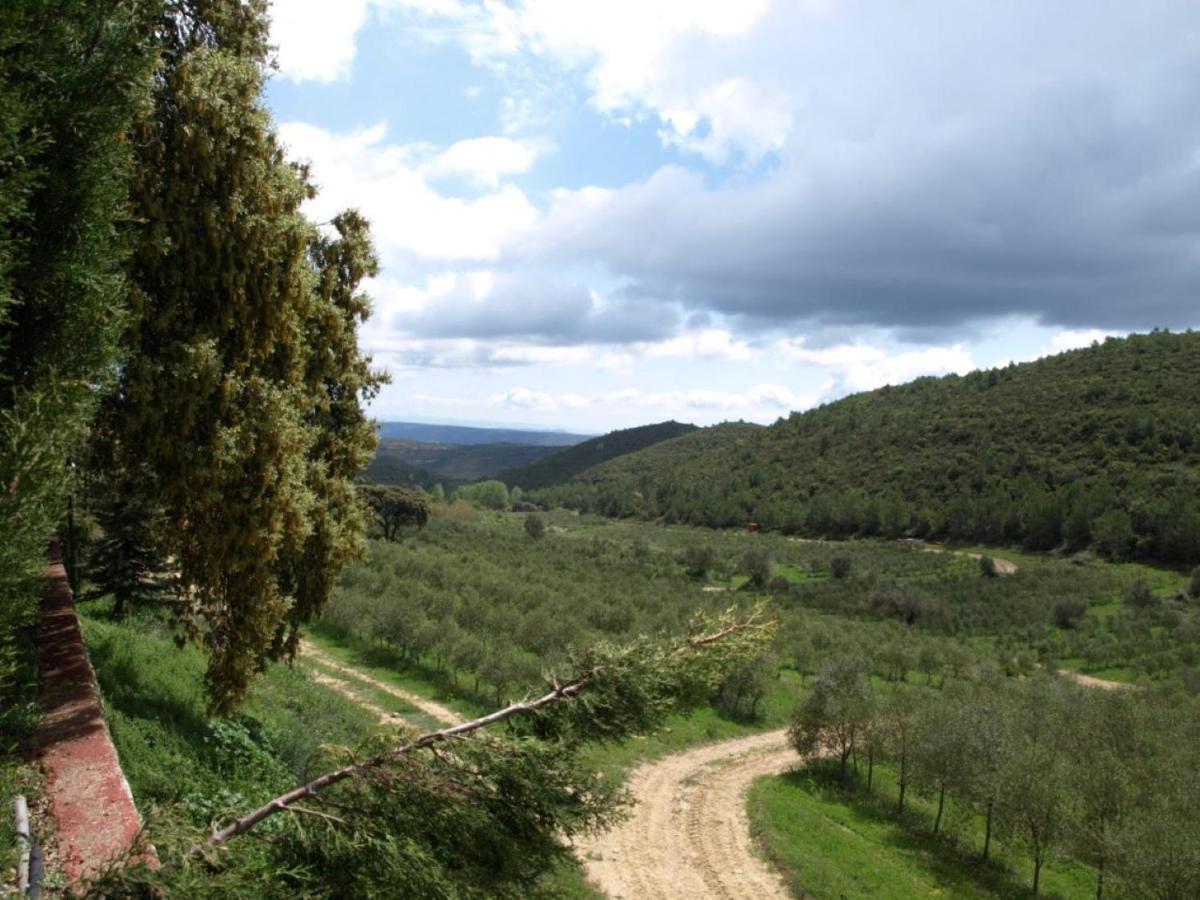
[{"left": 193, "top": 610, "right": 770, "bottom": 854}]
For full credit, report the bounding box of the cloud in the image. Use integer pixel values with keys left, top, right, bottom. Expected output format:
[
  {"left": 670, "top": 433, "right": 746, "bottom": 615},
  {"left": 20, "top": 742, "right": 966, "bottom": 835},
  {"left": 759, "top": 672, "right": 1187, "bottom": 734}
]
[
  {"left": 270, "top": 0, "right": 371, "bottom": 83},
  {"left": 1043, "top": 329, "right": 1118, "bottom": 356},
  {"left": 501, "top": 1, "right": 1200, "bottom": 334},
  {"left": 486, "top": 382, "right": 826, "bottom": 421},
  {"left": 278, "top": 122, "right": 539, "bottom": 263},
  {"left": 780, "top": 339, "right": 975, "bottom": 393},
  {"left": 424, "top": 137, "right": 542, "bottom": 189},
  {"left": 388, "top": 272, "right": 681, "bottom": 344}
]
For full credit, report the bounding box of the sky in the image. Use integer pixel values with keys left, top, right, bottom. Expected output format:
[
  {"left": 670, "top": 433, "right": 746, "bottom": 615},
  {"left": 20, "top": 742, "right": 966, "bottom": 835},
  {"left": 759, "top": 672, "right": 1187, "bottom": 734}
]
[{"left": 266, "top": 0, "right": 1200, "bottom": 432}]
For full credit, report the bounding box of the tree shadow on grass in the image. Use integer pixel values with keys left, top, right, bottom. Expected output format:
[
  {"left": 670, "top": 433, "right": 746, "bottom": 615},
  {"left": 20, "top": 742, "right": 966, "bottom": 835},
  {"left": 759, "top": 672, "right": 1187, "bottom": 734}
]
[{"left": 785, "top": 763, "right": 1072, "bottom": 900}]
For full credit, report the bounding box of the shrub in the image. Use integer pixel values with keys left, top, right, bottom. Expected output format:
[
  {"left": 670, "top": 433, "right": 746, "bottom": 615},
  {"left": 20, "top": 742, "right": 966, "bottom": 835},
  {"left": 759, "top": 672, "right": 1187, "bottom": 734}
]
[
  {"left": 830, "top": 556, "right": 852, "bottom": 579},
  {"left": 523, "top": 514, "right": 546, "bottom": 540},
  {"left": 738, "top": 546, "right": 772, "bottom": 589},
  {"left": 1123, "top": 577, "right": 1158, "bottom": 612},
  {"left": 1052, "top": 598, "right": 1089, "bottom": 629},
  {"left": 681, "top": 544, "right": 716, "bottom": 579},
  {"left": 979, "top": 555, "right": 998, "bottom": 578}
]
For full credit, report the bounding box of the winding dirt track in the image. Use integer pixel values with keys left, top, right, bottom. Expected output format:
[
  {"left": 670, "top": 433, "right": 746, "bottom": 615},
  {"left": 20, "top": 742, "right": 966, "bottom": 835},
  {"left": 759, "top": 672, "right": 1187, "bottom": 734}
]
[{"left": 578, "top": 729, "right": 796, "bottom": 900}]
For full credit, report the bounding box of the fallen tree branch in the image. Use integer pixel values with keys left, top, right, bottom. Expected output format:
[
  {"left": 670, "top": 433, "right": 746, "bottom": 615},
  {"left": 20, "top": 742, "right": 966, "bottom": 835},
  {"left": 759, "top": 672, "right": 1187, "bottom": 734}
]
[{"left": 193, "top": 609, "right": 770, "bottom": 854}]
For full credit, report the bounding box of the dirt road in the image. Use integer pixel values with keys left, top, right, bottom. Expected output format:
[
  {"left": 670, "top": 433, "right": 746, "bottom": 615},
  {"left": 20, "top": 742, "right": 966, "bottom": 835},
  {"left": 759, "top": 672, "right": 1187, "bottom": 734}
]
[
  {"left": 578, "top": 729, "right": 796, "bottom": 900},
  {"left": 921, "top": 545, "right": 1018, "bottom": 574},
  {"left": 299, "top": 639, "right": 464, "bottom": 726},
  {"left": 1056, "top": 669, "right": 1134, "bottom": 691}
]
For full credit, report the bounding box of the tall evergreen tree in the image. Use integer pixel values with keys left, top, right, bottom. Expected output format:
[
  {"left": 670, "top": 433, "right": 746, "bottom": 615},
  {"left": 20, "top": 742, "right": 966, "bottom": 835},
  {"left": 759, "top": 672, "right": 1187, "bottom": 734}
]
[
  {"left": 96, "top": 0, "right": 381, "bottom": 713},
  {"left": 0, "top": 0, "right": 154, "bottom": 699}
]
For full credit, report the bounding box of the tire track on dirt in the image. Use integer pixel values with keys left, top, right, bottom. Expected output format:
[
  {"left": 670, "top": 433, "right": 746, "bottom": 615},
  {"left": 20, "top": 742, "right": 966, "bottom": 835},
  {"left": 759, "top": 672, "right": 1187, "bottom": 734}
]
[
  {"left": 299, "top": 639, "right": 464, "bottom": 726},
  {"left": 578, "top": 729, "right": 796, "bottom": 900}
]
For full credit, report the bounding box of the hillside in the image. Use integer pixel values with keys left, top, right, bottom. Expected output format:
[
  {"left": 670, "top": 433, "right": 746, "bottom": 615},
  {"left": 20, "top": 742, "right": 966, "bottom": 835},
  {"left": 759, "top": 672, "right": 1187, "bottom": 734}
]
[
  {"left": 366, "top": 439, "right": 558, "bottom": 487},
  {"left": 539, "top": 332, "right": 1200, "bottom": 564},
  {"left": 377, "top": 421, "right": 591, "bottom": 447},
  {"left": 498, "top": 420, "right": 699, "bottom": 490}
]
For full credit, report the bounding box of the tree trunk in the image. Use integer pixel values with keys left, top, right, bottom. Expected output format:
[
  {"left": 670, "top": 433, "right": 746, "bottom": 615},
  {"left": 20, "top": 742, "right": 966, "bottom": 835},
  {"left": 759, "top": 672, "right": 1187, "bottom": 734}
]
[
  {"left": 934, "top": 784, "right": 946, "bottom": 834},
  {"left": 897, "top": 748, "right": 908, "bottom": 814},
  {"left": 1096, "top": 856, "right": 1104, "bottom": 900},
  {"left": 1032, "top": 831, "right": 1042, "bottom": 896},
  {"left": 982, "top": 800, "right": 993, "bottom": 860},
  {"left": 867, "top": 751, "right": 874, "bottom": 793}
]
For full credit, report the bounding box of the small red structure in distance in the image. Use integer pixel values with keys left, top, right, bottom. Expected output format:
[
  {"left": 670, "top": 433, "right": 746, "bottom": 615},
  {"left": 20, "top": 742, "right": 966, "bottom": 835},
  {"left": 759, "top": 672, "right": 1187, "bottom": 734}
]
[{"left": 746, "top": 522, "right": 761, "bottom": 533}]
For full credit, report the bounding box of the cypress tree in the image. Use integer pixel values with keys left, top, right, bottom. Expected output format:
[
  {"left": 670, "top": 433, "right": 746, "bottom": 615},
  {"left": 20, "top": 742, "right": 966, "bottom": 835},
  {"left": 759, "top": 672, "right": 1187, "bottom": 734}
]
[{"left": 96, "top": 0, "right": 382, "bottom": 712}]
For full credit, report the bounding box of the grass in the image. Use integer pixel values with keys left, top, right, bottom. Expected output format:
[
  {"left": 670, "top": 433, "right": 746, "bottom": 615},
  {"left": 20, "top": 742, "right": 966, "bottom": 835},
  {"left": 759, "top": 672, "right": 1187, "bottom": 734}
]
[{"left": 749, "top": 761, "right": 1095, "bottom": 900}]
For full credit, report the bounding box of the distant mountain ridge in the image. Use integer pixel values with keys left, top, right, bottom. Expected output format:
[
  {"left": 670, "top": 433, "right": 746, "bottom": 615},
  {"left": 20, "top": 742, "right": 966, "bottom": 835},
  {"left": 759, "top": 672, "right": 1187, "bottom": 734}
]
[
  {"left": 535, "top": 332, "right": 1200, "bottom": 565},
  {"left": 377, "top": 421, "right": 593, "bottom": 447},
  {"left": 498, "top": 420, "right": 700, "bottom": 490}
]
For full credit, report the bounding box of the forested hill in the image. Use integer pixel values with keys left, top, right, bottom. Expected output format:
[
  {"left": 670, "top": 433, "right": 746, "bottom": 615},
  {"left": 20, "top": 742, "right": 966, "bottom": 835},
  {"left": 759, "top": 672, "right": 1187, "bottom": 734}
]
[
  {"left": 499, "top": 420, "right": 699, "bottom": 490},
  {"left": 537, "top": 332, "right": 1200, "bottom": 565}
]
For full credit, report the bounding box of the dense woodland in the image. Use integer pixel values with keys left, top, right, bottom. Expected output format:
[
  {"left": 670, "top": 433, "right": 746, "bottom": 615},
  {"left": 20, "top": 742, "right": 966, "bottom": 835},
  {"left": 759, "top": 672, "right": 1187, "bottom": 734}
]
[{"left": 538, "top": 332, "right": 1200, "bottom": 566}]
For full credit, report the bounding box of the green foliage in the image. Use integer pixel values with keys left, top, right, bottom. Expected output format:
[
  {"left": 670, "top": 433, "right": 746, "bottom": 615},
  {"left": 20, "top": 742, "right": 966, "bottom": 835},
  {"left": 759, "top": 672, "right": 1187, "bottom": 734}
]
[
  {"left": 362, "top": 483, "right": 430, "bottom": 540},
  {"left": 87, "top": 0, "right": 382, "bottom": 713},
  {"left": 456, "top": 479, "right": 510, "bottom": 510},
  {"left": 681, "top": 543, "right": 716, "bottom": 579},
  {"left": 524, "top": 513, "right": 546, "bottom": 539},
  {"left": 829, "top": 556, "right": 852, "bottom": 579},
  {"left": 499, "top": 420, "right": 698, "bottom": 490},
  {"left": 541, "top": 333, "right": 1200, "bottom": 566},
  {"left": 0, "top": 0, "right": 155, "bottom": 707},
  {"left": 738, "top": 545, "right": 772, "bottom": 590},
  {"left": 368, "top": 439, "right": 556, "bottom": 488}
]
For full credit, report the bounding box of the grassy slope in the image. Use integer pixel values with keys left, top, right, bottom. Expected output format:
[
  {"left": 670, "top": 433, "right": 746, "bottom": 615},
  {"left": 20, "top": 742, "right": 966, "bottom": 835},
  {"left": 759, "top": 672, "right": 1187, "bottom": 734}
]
[
  {"left": 749, "top": 762, "right": 1094, "bottom": 900},
  {"left": 498, "top": 420, "right": 699, "bottom": 490}
]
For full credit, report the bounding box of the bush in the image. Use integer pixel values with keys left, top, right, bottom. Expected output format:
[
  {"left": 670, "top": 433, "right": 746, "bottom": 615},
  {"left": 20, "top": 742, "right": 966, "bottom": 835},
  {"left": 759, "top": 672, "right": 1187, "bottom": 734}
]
[
  {"left": 1123, "top": 577, "right": 1159, "bottom": 612},
  {"left": 523, "top": 514, "right": 546, "bottom": 540},
  {"left": 738, "top": 546, "right": 772, "bottom": 589},
  {"left": 681, "top": 544, "right": 716, "bottom": 579},
  {"left": 830, "top": 556, "right": 852, "bottom": 579},
  {"left": 1052, "top": 598, "right": 1089, "bottom": 629},
  {"left": 979, "top": 555, "right": 998, "bottom": 578},
  {"left": 1189, "top": 566, "right": 1200, "bottom": 599}
]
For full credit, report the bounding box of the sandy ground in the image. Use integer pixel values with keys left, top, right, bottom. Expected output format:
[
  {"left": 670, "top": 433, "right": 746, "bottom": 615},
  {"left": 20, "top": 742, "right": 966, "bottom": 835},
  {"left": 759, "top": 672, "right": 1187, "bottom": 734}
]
[
  {"left": 577, "top": 729, "right": 797, "bottom": 900},
  {"left": 1056, "top": 669, "right": 1134, "bottom": 691},
  {"left": 299, "top": 639, "right": 464, "bottom": 726}
]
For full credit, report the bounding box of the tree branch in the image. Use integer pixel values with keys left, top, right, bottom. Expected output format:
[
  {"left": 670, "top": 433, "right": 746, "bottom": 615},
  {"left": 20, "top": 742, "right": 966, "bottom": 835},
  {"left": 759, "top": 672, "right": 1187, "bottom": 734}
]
[{"left": 193, "top": 610, "right": 770, "bottom": 854}]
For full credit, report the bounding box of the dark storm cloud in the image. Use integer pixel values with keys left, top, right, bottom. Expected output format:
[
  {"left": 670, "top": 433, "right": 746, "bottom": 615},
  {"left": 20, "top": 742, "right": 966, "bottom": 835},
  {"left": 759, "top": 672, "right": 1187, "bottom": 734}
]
[
  {"left": 396, "top": 272, "right": 681, "bottom": 344},
  {"left": 515, "top": 0, "right": 1200, "bottom": 335}
]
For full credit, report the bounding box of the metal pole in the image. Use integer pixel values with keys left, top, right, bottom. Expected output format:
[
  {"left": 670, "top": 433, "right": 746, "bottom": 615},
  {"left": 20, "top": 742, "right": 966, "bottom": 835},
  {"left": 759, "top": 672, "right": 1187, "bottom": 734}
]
[{"left": 13, "top": 794, "right": 30, "bottom": 895}]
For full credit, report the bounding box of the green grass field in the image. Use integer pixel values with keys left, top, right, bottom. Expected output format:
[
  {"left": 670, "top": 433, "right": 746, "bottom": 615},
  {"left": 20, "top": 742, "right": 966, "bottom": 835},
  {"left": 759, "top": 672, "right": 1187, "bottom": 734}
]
[{"left": 749, "top": 761, "right": 1095, "bottom": 900}]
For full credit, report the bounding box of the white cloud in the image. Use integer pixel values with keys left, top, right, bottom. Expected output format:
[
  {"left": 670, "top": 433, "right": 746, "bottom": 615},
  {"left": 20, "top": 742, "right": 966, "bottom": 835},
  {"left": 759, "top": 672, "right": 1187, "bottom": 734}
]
[
  {"left": 491, "top": 386, "right": 560, "bottom": 412},
  {"left": 270, "top": 0, "right": 371, "bottom": 83},
  {"left": 482, "top": 381, "right": 824, "bottom": 422},
  {"left": 780, "top": 339, "right": 975, "bottom": 392},
  {"left": 1044, "top": 328, "right": 1115, "bottom": 356},
  {"left": 270, "top": 0, "right": 471, "bottom": 82},
  {"left": 644, "top": 328, "right": 752, "bottom": 362},
  {"left": 278, "top": 122, "right": 539, "bottom": 262},
  {"left": 424, "top": 137, "right": 541, "bottom": 189}
]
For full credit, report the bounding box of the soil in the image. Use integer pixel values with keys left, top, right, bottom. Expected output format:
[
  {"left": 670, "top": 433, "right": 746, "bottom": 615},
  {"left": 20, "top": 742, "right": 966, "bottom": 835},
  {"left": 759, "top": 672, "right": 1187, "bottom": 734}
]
[
  {"left": 299, "top": 640, "right": 464, "bottom": 726},
  {"left": 577, "top": 729, "right": 796, "bottom": 900},
  {"left": 1056, "top": 670, "right": 1134, "bottom": 691}
]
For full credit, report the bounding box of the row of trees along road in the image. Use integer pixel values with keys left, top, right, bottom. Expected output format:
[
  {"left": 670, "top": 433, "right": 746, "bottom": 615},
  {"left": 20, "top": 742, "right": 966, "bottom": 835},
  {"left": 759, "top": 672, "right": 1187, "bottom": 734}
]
[
  {"left": 791, "top": 660, "right": 1200, "bottom": 898},
  {"left": 2, "top": 0, "right": 383, "bottom": 714}
]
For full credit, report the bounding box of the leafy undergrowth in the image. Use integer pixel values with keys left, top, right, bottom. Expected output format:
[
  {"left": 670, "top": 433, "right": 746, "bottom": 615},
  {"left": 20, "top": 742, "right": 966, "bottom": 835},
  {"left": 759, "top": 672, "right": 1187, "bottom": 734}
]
[
  {"left": 1, "top": 611, "right": 45, "bottom": 891},
  {"left": 748, "top": 761, "right": 1094, "bottom": 900}
]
